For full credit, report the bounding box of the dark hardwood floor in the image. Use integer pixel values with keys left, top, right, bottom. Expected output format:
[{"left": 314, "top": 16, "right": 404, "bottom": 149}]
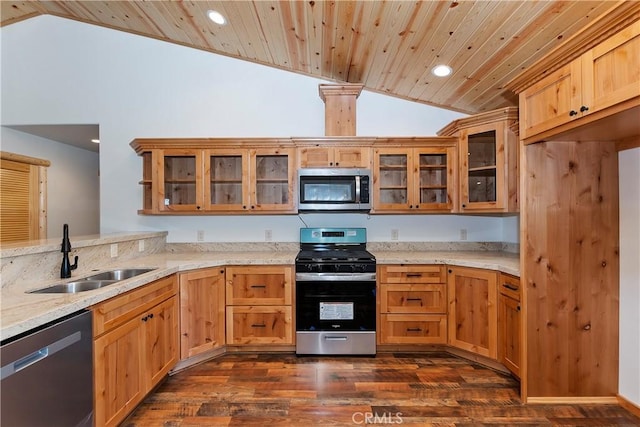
[{"left": 123, "top": 352, "right": 640, "bottom": 426}]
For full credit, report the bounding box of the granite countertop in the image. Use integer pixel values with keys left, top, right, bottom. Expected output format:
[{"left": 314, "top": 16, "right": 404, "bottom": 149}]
[{"left": 1, "top": 250, "right": 519, "bottom": 341}]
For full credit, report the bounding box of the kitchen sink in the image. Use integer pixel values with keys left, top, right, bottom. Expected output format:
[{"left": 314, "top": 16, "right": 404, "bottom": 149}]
[{"left": 28, "top": 268, "right": 156, "bottom": 294}]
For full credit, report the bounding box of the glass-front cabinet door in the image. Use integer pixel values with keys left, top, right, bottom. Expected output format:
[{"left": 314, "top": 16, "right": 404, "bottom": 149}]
[
  {"left": 157, "top": 149, "right": 203, "bottom": 212},
  {"left": 459, "top": 122, "right": 505, "bottom": 211},
  {"left": 374, "top": 148, "right": 412, "bottom": 211},
  {"left": 414, "top": 147, "right": 454, "bottom": 211},
  {"left": 204, "top": 150, "right": 249, "bottom": 211},
  {"left": 250, "top": 148, "right": 295, "bottom": 212}
]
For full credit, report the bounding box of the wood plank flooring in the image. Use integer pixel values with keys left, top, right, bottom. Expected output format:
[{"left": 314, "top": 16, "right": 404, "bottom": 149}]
[{"left": 123, "top": 352, "right": 640, "bottom": 426}]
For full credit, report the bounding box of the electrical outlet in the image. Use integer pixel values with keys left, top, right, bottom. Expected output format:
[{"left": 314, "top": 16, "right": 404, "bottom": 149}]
[
  {"left": 391, "top": 229, "right": 399, "bottom": 240},
  {"left": 265, "top": 229, "right": 273, "bottom": 241},
  {"left": 460, "top": 228, "right": 468, "bottom": 241},
  {"left": 138, "top": 240, "right": 145, "bottom": 252},
  {"left": 197, "top": 230, "right": 205, "bottom": 242},
  {"left": 110, "top": 243, "right": 118, "bottom": 258}
]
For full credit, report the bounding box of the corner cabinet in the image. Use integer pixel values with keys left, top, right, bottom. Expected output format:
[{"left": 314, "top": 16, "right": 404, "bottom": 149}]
[
  {"left": 518, "top": 20, "right": 640, "bottom": 143},
  {"left": 437, "top": 108, "right": 518, "bottom": 213},
  {"left": 130, "top": 139, "right": 296, "bottom": 214},
  {"left": 372, "top": 138, "right": 458, "bottom": 213}
]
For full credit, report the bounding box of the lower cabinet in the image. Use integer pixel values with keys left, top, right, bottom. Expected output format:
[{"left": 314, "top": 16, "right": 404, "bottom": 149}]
[
  {"left": 447, "top": 266, "right": 498, "bottom": 358},
  {"left": 92, "top": 276, "right": 179, "bottom": 427},
  {"left": 179, "top": 268, "right": 226, "bottom": 359},
  {"left": 378, "top": 265, "right": 448, "bottom": 344},
  {"left": 498, "top": 273, "right": 521, "bottom": 378},
  {"left": 225, "top": 265, "right": 294, "bottom": 345}
]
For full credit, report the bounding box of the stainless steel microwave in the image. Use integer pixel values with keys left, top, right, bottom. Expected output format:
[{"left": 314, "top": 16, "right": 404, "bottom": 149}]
[{"left": 297, "top": 168, "right": 372, "bottom": 212}]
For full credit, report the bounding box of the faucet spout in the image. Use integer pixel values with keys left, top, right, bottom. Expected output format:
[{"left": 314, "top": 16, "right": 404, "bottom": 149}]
[{"left": 60, "top": 224, "right": 79, "bottom": 279}]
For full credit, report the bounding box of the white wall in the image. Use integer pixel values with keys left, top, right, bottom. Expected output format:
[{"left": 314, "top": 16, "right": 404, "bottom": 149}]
[
  {"left": 1, "top": 15, "right": 518, "bottom": 244},
  {"left": 0, "top": 127, "right": 100, "bottom": 238},
  {"left": 619, "top": 147, "right": 640, "bottom": 406}
]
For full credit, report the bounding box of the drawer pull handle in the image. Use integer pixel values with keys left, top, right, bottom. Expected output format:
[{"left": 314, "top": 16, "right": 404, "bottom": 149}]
[
  {"left": 406, "top": 273, "right": 423, "bottom": 278},
  {"left": 251, "top": 285, "right": 266, "bottom": 288},
  {"left": 406, "top": 328, "right": 423, "bottom": 332},
  {"left": 502, "top": 283, "right": 519, "bottom": 291},
  {"left": 251, "top": 323, "right": 266, "bottom": 328},
  {"left": 406, "top": 298, "right": 422, "bottom": 302},
  {"left": 325, "top": 336, "right": 347, "bottom": 341}
]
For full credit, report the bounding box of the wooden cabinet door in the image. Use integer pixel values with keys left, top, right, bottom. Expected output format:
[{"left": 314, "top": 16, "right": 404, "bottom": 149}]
[
  {"left": 143, "top": 296, "right": 179, "bottom": 389},
  {"left": 179, "top": 268, "right": 226, "bottom": 359},
  {"left": 94, "top": 316, "right": 144, "bottom": 427},
  {"left": 498, "top": 293, "right": 521, "bottom": 378},
  {"left": 298, "top": 147, "right": 333, "bottom": 167},
  {"left": 519, "top": 60, "right": 582, "bottom": 141},
  {"left": 203, "top": 149, "right": 249, "bottom": 211},
  {"left": 250, "top": 148, "right": 295, "bottom": 212},
  {"left": 333, "top": 147, "right": 371, "bottom": 168},
  {"left": 447, "top": 266, "right": 497, "bottom": 358},
  {"left": 413, "top": 147, "right": 455, "bottom": 212},
  {"left": 226, "top": 266, "right": 293, "bottom": 305},
  {"left": 155, "top": 149, "right": 204, "bottom": 212},
  {"left": 373, "top": 148, "right": 413, "bottom": 211},
  {"left": 584, "top": 21, "right": 640, "bottom": 114}
]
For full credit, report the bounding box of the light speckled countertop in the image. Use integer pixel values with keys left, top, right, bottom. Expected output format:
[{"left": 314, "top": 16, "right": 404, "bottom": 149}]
[{"left": 1, "top": 250, "right": 518, "bottom": 341}]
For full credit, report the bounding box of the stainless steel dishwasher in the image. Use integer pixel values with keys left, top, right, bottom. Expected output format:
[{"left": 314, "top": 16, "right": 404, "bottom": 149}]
[{"left": 1, "top": 310, "right": 94, "bottom": 427}]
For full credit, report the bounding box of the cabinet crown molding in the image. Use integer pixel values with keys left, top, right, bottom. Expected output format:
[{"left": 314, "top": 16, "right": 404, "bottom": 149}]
[{"left": 436, "top": 107, "right": 518, "bottom": 137}]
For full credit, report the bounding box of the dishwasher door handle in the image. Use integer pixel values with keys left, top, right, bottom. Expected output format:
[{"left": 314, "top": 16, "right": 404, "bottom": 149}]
[{"left": 1, "top": 331, "right": 81, "bottom": 380}]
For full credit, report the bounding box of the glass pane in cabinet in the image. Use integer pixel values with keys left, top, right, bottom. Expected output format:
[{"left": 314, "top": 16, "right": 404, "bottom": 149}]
[
  {"left": 468, "top": 130, "right": 496, "bottom": 169},
  {"left": 255, "top": 155, "right": 289, "bottom": 205},
  {"left": 379, "top": 189, "right": 407, "bottom": 204},
  {"left": 468, "top": 169, "right": 497, "bottom": 202},
  {"left": 164, "top": 155, "right": 196, "bottom": 205},
  {"left": 419, "top": 154, "right": 447, "bottom": 205},
  {"left": 420, "top": 188, "right": 447, "bottom": 204},
  {"left": 210, "top": 155, "right": 243, "bottom": 205},
  {"left": 141, "top": 152, "right": 153, "bottom": 210}
]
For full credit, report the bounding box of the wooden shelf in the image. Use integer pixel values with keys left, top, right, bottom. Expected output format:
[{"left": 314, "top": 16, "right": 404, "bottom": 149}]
[{"left": 468, "top": 165, "right": 497, "bottom": 172}]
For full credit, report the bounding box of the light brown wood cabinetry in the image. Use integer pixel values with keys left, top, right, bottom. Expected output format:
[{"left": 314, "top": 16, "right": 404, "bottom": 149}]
[
  {"left": 437, "top": 108, "right": 518, "bottom": 213},
  {"left": 379, "top": 265, "right": 448, "bottom": 344},
  {"left": 225, "top": 265, "right": 294, "bottom": 345},
  {"left": 179, "top": 268, "right": 226, "bottom": 359},
  {"left": 130, "top": 139, "right": 296, "bottom": 214},
  {"left": 447, "top": 266, "right": 497, "bottom": 358},
  {"left": 296, "top": 140, "right": 372, "bottom": 168},
  {"left": 518, "top": 20, "right": 640, "bottom": 143},
  {"left": 373, "top": 142, "right": 457, "bottom": 213},
  {"left": 92, "top": 276, "right": 179, "bottom": 427},
  {"left": 497, "top": 273, "right": 520, "bottom": 378}
]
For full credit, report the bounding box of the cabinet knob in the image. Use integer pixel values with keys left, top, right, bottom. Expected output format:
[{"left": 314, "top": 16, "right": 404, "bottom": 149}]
[
  {"left": 517, "top": 305, "right": 521, "bottom": 312},
  {"left": 580, "top": 105, "right": 589, "bottom": 113},
  {"left": 462, "top": 204, "right": 466, "bottom": 208},
  {"left": 242, "top": 205, "right": 247, "bottom": 209},
  {"left": 448, "top": 269, "right": 453, "bottom": 274},
  {"left": 569, "top": 110, "right": 578, "bottom": 117}
]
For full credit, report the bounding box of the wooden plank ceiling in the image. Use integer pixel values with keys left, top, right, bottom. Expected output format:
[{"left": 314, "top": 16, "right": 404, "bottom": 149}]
[{"left": 1, "top": 1, "right": 618, "bottom": 114}]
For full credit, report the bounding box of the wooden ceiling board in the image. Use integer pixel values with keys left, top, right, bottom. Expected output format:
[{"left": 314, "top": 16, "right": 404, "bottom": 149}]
[{"left": 0, "top": 0, "right": 627, "bottom": 114}]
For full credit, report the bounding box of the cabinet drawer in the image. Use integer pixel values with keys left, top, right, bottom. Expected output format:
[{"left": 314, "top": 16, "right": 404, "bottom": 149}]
[
  {"left": 226, "top": 306, "right": 293, "bottom": 345},
  {"left": 379, "top": 265, "right": 446, "bottom": 284},
  {"left": 380, "top": 314, "right": 447, "bottom": 344},
  {"left": 92, "top": 275, "right": 177, "bottom": 337},
  {"left": 499, "top": 273, "right": 520, "bottom": 301},
  {"left": 380, "top": 284, "right": 447, "bottom": 313},
  {"left": 226, "top": 266, "right": 293, "bottom": 305}
]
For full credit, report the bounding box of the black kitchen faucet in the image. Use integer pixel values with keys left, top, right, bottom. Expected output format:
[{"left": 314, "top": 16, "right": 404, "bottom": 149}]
[{"left": 60, "top": 224, "right": 79, "bottom": 278}]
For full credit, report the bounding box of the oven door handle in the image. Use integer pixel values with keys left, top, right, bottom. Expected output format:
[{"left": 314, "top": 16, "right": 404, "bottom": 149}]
[{"left": 295, "top": 273, "right": 376, "bottom": 282}]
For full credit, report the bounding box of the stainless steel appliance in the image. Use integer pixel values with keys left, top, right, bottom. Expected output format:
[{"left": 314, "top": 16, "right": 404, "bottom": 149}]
[
  {"left": 295, "top": 227, "right": 376, "bottom": 355},
  {"left": 1, "top": 310, "right": 94, "bottom": 427},
  {"left": 297, "top": 168, "right": 372, "bottom": 212}
]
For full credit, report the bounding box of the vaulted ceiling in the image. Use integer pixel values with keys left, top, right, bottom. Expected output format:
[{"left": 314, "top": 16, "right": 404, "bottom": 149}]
[{"left": 1, "top": 1, "right": 621, "bottom": 114}]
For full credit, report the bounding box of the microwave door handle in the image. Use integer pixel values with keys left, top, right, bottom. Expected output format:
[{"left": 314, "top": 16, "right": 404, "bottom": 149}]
[{"left": 355, "top": 176, "right": 361, "bottom": 203}]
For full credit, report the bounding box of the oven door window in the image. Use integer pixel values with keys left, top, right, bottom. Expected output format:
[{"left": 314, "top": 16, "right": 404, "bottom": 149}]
[
  {"left": 300, "top": 177, "right": 356, "bottom": 204},
  {"left": 296, "top": 281, "right": 375, "bottom": 331}
]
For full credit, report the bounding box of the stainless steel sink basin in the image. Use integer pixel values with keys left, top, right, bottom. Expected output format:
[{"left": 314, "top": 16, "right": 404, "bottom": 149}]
[
  {"left": 83, "top": 268, "right": 156, "bottom": 281},
  {"left": 28, "top": 268, "right": 157, "bottom": 294},
  {"left": 29, "top": 280, "right": 118, "bottom": 294}
]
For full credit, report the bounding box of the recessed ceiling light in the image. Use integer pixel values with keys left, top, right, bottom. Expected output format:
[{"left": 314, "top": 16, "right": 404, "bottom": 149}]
[
  {"left": 91, "top": 139, "right": 100, "bottom": 144},
  {"left": 431, "top": 65, "right": 453, "bottom": 77},
  {"left": 207, "top": 10, "right": 226, "bottom": 25}
]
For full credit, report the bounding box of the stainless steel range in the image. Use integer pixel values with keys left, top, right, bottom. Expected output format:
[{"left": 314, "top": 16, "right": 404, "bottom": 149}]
[{"left": 295, "top": 227, "right": 376, "bottom": 355}]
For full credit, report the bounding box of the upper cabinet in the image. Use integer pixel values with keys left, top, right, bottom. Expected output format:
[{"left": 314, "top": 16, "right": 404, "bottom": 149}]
[
  {"left": 373, "top": 138, "right": 457, "bottom": 213},
  {"left": 511, "top": 16, "right": 640, "bottom": 144},
  {"left": 438, "top": 108, "right": 519, "bottom": 213},
  {"left": 131, "top": 139, "right": 296, "bottom": 215},
  {"left": 295, "top": 138, "right": 372, "bottom": 168}
]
